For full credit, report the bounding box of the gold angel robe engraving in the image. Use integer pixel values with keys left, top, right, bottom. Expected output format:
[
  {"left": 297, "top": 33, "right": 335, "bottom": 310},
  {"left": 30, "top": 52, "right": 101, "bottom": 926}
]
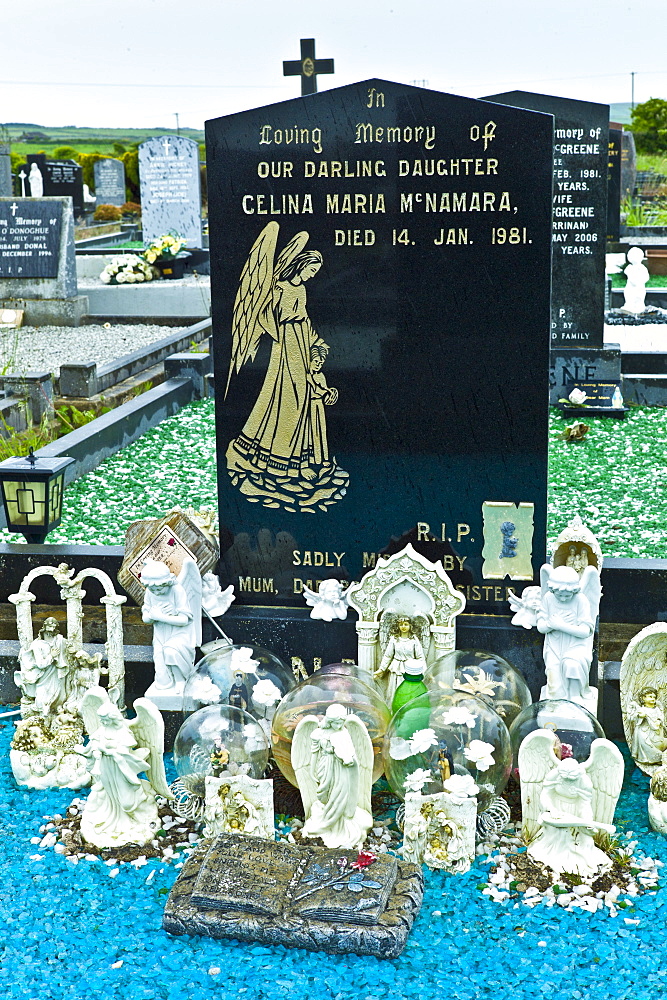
[{"left": 225, "top": 222, "right": 349, "bottom": 513}]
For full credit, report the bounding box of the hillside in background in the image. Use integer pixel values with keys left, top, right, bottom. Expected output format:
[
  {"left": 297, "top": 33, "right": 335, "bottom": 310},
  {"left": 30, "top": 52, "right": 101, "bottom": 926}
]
[{"left": 2, "top": 122, "right": 204, "bottom": 156}]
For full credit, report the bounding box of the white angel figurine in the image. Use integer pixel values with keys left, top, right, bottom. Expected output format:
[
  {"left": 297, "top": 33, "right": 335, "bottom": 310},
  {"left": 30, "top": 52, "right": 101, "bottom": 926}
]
[
  {"left": 201, "top": 573, "right": 235, "bottom": 619},
  {"left": 537, "top": 564, "right": 600, "bottom": 710},
  {"left": 627, "top": 688, "right": 667, "bottom": 768},
  {"left": 292, "top": 703, "right": 373, "bottom": 849},
  {"left": 302, "top": 578, "right": 350, "bottom": 622},
  {"left": 518, "top": 729, "right": 623, "bottom": 878},
  {"left": 78, "top": 687, "right": 172, "bottom": 849},
  {"left": 141, "top": 557, "right": 202, "bottom": 706}
]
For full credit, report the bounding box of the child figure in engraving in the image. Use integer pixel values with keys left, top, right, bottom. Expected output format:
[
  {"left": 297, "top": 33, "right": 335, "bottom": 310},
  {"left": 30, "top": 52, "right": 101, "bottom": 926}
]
[{"left": 303, "top": 344, "right": 339, "bottom": 479}]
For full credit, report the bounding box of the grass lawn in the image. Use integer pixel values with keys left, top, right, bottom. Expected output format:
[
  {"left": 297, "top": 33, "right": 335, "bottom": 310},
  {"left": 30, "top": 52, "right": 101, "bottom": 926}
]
[{"left": 1, "top": 401, "right": 665, "bottom": 560}]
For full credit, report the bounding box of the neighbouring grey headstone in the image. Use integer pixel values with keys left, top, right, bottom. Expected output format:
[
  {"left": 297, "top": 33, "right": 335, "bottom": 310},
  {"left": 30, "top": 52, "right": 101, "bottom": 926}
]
[
  {"left": 0, "top": 197, "right": 87, "bottom": 326},
  {"left": 138, "top": 135, "right": 202, "bottom": 247},
  {"left": 0, "top": 142, "right": 11, "bottom": 198},
  {"left": 93, "top": 158, "right": 126, "bottom": 207}
]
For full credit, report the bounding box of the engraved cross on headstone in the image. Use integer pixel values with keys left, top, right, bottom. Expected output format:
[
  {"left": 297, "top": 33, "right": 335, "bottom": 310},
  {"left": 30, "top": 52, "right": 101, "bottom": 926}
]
[
  {"left": 9, "top": 202, "right": 18, "bottom": 217},
  {"left": 162, "top": 137, "right": 171, "bottom": 156},
  {"left": 283, "top": 38, "right": 334, "bottom": 96}
]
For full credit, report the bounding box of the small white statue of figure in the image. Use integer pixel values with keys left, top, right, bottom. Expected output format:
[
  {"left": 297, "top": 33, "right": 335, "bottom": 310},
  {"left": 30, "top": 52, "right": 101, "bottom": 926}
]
[
  {"left": 374, "top": 615, "right": 428, "bottom": 706},
  {"left": 14, "top": 617, "right": 70, "bottom": 718},
  {"left": 648, "top": 749, "right": 667, "bottom": 835},
  {"left": 565, "top": 544, "right": 589, "bottom": 577},
  {"left": 28, "top": 162, "right": 44, "bottom": 197},
  {"left": 292, "top": 704, "right": 373, "bottom": 850},
  {"left": 627, "top": 688, "right": 667, "bottom": 768},
  {"left": 510, "top": 564, "right": 600, "bottom": 713},
  {"left": 302, "top": 578, "right": 350, "bottom": 621},
  {"left": 203, "top": 774, "right": 274, "bottom": 840},
  {"left": 78, "top": 687, "right": 172, "bottom": 848},
  {"left": 519, "top": 729, "right": 623, "bottom": 878},
  {"left": 622, "top": 246, "right": 650, "bottom": 315},
  {"left": 141, "top": 557, "right": 202, "bottom": 708},
  {"left": 64, "top": 648, "right": 104, "bottom": 715}
]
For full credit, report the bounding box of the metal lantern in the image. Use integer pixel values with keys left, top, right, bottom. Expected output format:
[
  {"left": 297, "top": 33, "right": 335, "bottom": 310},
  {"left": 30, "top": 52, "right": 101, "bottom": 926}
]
[{"left": 0, "top": 449, "right": 74, "bottom": 543}]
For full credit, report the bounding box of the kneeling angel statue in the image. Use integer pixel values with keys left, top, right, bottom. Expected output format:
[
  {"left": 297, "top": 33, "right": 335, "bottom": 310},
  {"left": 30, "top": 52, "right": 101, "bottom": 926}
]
[
  {"left": 77, "top": 687, "right": 173, "bottom": 849},
  {"left": 518, "top": 728, "right": 623, "bottom": 878},
  {"left": 293, "top": 704, "right": 373, "bottom": 849}
]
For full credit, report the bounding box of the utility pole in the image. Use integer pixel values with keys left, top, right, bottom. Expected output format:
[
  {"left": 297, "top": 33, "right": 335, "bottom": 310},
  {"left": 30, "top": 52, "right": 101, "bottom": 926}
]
[
  {"left": 631, "top": 72, "right": 635, "bottom": 111},
  {"left": 175, "top": 113, "right": 180, "bottom": 136}
]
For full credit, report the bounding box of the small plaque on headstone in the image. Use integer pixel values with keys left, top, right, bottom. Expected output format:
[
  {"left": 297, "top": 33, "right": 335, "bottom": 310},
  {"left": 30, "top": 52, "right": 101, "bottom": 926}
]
[
  {"left": 164, "top": 833, "right": 423, "bottom": 957},
  {"left": 561, "top": 379, "right": 627, "bottom": 416},
  {"left": 93, "top": 158, "right": 126, "bottom": 207},
  {"left": 138, "top": 135, "right": 202, "bottom": 247},
  {"left": 118, "top": 509, "right": 219, "bottom": 604},
  {"left": 0, "top": 308, "right": 23, "bottom": 328},
  {"left": 0, "top": 200, "right": 63, "bottom": 278}
]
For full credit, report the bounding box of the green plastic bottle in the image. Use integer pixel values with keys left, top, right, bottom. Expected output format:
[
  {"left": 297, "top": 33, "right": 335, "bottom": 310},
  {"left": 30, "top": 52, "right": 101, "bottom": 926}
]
[{"left": 391, "top": 664, "right": 430, "bottom": 734}]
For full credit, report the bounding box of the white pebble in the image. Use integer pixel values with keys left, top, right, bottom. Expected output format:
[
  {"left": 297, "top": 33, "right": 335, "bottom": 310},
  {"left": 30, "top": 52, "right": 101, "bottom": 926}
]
[
  {"left": 111, "top": 960, "right": 124, "bottom": 969},
  {"left": 30, "top": 837, "right": 41, "bottom": 845},
  {"left": 108, "top": 868, "right": 120, "bottom": 878},
  {"left": 208, "top": 967, "right": 221, "bottom": 976},
  {"left": 538, "top": 941, "right": 547, "bottom": 947},
  {"left": 624, "top": 918, "right": 640, "bottom": 925},
  {"left": 145, "top": 870, "right": 156, "bottom": 883},
  {"left": 53, "top": 844, "right": 67, "bottom": 854}
]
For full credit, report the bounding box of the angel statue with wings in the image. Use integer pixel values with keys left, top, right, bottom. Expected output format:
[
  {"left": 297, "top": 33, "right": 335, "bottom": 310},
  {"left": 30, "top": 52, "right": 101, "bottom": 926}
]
[
  {"left": 77, "top": 687, "right": 172, "bottom": 849},
  {"left": 224, "top": 221, "right": 349, "bottom": 513},
  {"left": 518, "top": 729, "right": 623, "bottom": 877},
  {"left": 292, "top": 704, "right": 373, "bottom": 850},
  {"left": 141, "top": 557, "right": 202, "bottom": 708},
  {"left": 509, "top": 563, "right": 600, "bottom": 713}
]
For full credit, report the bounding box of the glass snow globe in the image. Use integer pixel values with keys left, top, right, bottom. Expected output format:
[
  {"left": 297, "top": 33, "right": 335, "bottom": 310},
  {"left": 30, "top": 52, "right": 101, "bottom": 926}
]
[
  {"left": 271, "top": 666, "right": 391, "bottom": 786},
  {"left": 509, "top": 699, "right": 605, "bottom": 772},
  {"left": 182, "top": 643, "right": 293, "bottom": 736},
  {"left": 425, "top": 649, "right": 532, "bottom": 729},
  {"left": 171, "top": 704, "right": 270, "bottom": 819},
  {"left": 381, "top": 687, "right": 511, "bottom": 812}
]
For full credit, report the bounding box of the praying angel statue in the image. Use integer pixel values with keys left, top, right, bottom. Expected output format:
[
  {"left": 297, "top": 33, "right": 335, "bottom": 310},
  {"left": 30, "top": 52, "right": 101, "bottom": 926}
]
[
  {"left": 292, "top": 704, "right": 373, "bottom": 850},
  {"left": 78, "top": 687, "right": 172, "bottom": 849}
]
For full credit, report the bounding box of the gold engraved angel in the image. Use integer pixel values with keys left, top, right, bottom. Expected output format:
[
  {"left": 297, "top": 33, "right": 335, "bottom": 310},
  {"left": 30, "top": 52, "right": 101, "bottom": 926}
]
[{"left": 225, "top": 221, "right": 349, "bottom": 513}]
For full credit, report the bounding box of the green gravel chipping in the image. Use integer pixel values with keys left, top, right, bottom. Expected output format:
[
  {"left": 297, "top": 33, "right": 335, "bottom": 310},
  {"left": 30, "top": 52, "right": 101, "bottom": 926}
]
[{"left": 0, "top": 400, "right": 665, "bottom": 560}]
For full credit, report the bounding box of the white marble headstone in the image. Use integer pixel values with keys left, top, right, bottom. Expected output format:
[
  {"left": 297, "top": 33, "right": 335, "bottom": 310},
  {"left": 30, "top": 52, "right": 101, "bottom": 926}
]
[{"left": 138, "top": 135, "right": 202, "bottom": 247}]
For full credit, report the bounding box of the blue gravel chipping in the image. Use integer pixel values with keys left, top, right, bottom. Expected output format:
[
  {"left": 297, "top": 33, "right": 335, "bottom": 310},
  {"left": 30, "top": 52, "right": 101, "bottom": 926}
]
[{"left": 1, "top": 721, "right": 667, "bottom": 1000}]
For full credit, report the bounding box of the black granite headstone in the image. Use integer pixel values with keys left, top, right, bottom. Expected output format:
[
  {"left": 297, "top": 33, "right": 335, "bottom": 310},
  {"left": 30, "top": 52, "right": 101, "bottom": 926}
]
[
  {"left": 607, "top": 129, "right": 622, "bottom": 242},
  {"left": 0, "top": 199, "right": 63, "bottom": 278},
  {"left": 206, "top": 79, "right": 552, "bottom": 618},
  {"left": 19, "top": 155, "right": 84, "bottom": 213},
  {"left": 482, "top": 91, "right": 608, "bottom": 349}
]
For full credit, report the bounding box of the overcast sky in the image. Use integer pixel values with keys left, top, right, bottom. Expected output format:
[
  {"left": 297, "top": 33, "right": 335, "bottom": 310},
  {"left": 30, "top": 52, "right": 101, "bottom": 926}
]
[{"left": 3, "top": 0, "right": 666, "bottom": 130}]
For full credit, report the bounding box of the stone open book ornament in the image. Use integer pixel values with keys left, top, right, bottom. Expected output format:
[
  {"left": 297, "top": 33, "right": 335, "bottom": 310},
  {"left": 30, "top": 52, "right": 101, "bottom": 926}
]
[{"left": 163, "top": 833, "right": 423, "bottom": 958}]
